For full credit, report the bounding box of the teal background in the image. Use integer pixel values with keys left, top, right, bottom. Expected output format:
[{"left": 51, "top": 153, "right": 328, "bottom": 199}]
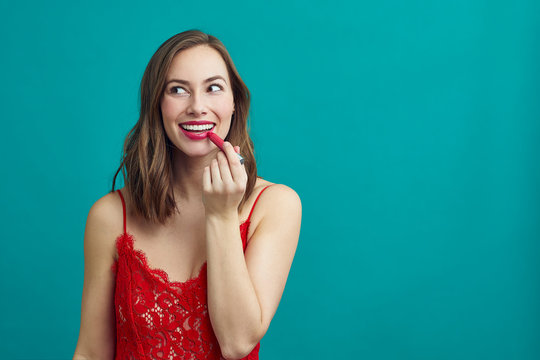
[{"left": 1, "top": 0, "right": 538, "bottom": 359}]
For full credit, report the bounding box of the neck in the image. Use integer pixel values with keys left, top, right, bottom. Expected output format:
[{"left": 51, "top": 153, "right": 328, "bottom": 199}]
[{"left": 170, "top": 147, "right": 219, "bottom": 204}]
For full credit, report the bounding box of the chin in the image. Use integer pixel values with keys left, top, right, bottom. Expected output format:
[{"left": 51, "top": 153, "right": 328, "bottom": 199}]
[{"left": 177, "top": 146, "right": 215, "bottom": 159}]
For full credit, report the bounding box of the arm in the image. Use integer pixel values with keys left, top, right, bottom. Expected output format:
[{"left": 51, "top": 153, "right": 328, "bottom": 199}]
[
  {"left": 73, "top": 193, "right": 119, "bottom": 360},
  {"left": 203, "top": 143, "right": 302, "bottom": 359}
]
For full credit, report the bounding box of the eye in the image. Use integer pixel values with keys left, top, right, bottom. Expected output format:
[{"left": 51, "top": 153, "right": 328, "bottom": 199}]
[
  {"left": 208, "top": 84, "right": 223, "bottom": 92},
  {"left": 171, "top": 86, "right": 188, "bottom": 95}
]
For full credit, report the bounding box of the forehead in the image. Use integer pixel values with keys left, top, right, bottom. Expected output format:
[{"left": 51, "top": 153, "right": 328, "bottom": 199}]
[{"left": 167, "top": 45, "right": 230, "bottom": 83}]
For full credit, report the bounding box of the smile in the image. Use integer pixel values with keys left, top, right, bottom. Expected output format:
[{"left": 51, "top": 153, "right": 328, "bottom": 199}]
[
  {"left": 180, "top": 123, "right": 215, "bottom": 132},
  {"left": 178, "top": 123, "right": 215, "bottom": 140}
]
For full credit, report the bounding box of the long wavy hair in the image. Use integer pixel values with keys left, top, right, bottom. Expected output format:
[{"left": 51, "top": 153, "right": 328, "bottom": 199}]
[{"left": 111, "top": 30, "right": 258, "bottom": 224}]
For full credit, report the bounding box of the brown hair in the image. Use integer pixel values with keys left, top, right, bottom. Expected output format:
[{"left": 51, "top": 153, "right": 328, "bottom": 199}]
[{"left": 111, "top": 29, "right": 258, "bottom": 224}]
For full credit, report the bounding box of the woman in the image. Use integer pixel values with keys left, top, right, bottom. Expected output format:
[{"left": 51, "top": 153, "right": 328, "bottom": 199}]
[{"left": 73, "top": 30, "right": 302, "bottom": 360}]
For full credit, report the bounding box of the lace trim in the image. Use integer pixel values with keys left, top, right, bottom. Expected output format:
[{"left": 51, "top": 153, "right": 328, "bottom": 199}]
[
  {"left": 112, "top": 220, "right": 251, "bottom": 292},
  {"left": 111, "top": 219, "right": 261, "bottom": 359}
]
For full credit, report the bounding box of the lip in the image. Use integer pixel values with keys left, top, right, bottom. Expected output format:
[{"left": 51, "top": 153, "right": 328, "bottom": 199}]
[
  {"left": 180, "top": 120, "right": 215, "bottom": 126},
  {"left": 178, "top": 122, "right": 216, "bottom": 140}
]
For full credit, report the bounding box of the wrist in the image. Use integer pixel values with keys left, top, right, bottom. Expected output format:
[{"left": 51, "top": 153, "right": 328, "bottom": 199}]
[{"left": 205, "top": 210, "right": 239, "bottom": 223}]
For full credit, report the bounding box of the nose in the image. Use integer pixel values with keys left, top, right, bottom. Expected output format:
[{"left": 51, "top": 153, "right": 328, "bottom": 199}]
[{"left": 186, "top": 92, "right": 207, "bottom": 117}]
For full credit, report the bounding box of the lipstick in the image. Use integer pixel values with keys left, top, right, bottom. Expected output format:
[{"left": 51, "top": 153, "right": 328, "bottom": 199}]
[
  {"left": 179, "top": 121, "right": 214, "bottom": 140},
  {"left": 207, "top": 132, "right": 245, "bottom": 165}
]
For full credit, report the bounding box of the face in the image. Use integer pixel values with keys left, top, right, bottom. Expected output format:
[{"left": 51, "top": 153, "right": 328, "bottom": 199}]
[{"left": 160, "top": 45, "right": 235, "bottom": 159}]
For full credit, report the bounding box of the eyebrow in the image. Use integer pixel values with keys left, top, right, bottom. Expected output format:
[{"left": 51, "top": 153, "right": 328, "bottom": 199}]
[{"left": 166, "top": 75, "right": 227, "bottom": 86}]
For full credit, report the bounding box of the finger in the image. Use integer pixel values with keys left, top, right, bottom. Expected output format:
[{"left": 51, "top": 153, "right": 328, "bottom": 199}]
[
  {"left": 223, "top": 142, "right": 245, "bottom": 182},
  {"left": 233, "top": 146, "right": 244, "bottom": 167},
  {"left": 210, "top": 158, "right": 222, "bottom": 186},
  {"left": 217, "top": 151, "right": 234, "bottom": 184},
  {"left": 202, "top": 166, "right": 211, "bottom": 192},
  {"left": 223, "top": 141, "right": 242, "bottom": 167}
]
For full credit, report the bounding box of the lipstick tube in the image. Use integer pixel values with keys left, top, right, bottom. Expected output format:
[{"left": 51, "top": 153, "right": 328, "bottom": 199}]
[{"left": 207, "top": 132, "right": 245, "bottom": 165}]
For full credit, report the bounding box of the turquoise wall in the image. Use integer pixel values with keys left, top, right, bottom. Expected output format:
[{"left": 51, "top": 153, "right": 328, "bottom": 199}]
[{"left": 1, "top": 1, "right": 538, "bottom": 358}]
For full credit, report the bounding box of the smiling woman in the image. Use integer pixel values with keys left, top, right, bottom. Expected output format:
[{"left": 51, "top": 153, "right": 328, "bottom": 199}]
[
  {"left": 161, "top": 46, "right": 235, "bottom": 156},
  {"left": 113, "top": 33, "right": 257, "bottom": 223},
  {"left": 73, "top": 29, "right": 302, "bottom": 360}
]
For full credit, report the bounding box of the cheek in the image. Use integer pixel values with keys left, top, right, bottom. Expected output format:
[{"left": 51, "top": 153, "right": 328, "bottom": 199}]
[
  {"left": 161, "top": 98, "right": 179, "bottom": 120},
  {"left": 217, "top": 100, "right": 234, "bottom": 118}
]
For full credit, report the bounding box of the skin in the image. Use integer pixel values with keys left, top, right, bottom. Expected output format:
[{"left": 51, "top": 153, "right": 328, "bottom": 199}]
[
  {"left": 73, "top": 44, "right": 302, "bottom": 360},
  {"left": 160, "top": 44, "right": 240, "bottom": 205}
]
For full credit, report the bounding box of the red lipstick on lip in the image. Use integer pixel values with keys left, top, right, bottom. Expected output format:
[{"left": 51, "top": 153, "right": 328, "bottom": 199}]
[
  {"left": 207, "top": 132, "right": 245, "bottom": 165},
  {"left": 181, "top": 121, "right": 215, "bottom": 125},
  {"left": 178, "top": 122, "right": 215, "bottom": 140}
]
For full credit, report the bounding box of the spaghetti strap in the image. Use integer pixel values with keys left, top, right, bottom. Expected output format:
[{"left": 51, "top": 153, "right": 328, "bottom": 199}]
[
  {"left": 246, "top": 185, "right": 274, "bottom": 223},
  {"left": 116, "top": 189, "right": 127, "bottom": 235}
]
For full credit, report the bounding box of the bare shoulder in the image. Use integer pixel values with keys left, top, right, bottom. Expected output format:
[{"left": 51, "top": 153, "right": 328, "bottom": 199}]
[
  {"left": 256, "top": 178, "right": 301, "bottom": 210},
  {"left": 74, "top": 189, "right": 121, "bottom": 358},
  {"left": 248, "top": 178, "right": 302, "bottom": 234},
  {"left": 87, "top": 189, "right": 123, "bottom": 232},
  {"left": 85, "top": 189, "right": 124, "bottom": 261},
  {"left": 264, "top": 184, "right": 302, "bottom": 223}
]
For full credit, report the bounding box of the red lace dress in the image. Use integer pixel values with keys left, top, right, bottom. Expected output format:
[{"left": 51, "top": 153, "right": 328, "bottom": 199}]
[{"left": 111, "top": 186, "right": 272, "bottom": 359}]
